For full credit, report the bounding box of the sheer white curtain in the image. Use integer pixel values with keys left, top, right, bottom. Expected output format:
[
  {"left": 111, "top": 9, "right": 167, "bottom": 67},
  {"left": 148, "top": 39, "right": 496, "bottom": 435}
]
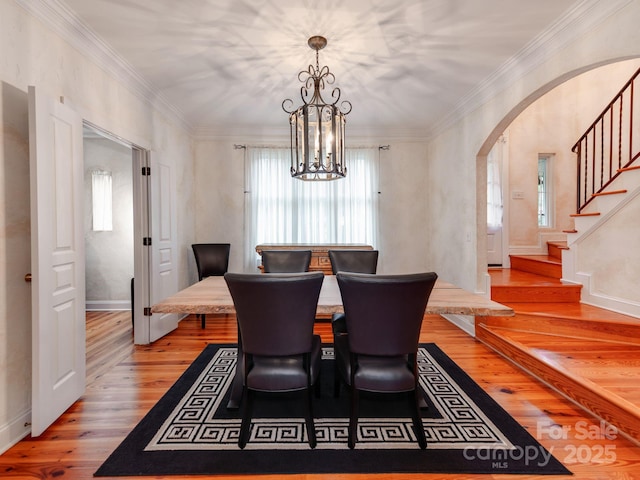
[
  {"left": 244, "top": 147, "right": 379, "bottom": 271},
  {"left": 487, "top": 139, "right": 503, "bottom": 228}
]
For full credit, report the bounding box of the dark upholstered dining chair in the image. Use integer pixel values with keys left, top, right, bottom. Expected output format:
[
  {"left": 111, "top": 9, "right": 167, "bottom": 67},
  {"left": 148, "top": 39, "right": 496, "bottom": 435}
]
[
  {"left": 261, "top": 250, "right": 312, "bottom": 273},
  {"left": 224, "top": 272, "right": 324, "bottom": 449},
  {"left": 328, "top": 249, "right": 378, "bottom": 332},
  {"left": 328, "top": 249, "right": 379, "bottom": 275},
  {"left": 333, "top": 271, "right": 438, "bottom": 449},
  {"left": 192, "top": 243, "right": 230, "bottom": 328}
]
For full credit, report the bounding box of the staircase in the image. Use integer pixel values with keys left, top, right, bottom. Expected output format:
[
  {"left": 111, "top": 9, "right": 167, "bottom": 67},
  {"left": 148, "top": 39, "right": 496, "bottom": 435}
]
[
  {"left": 477, "top": 246, "right": 640, "bottom": 444},
  {"left": 490, "top": 244, "right": 580, "bottom": 304}
]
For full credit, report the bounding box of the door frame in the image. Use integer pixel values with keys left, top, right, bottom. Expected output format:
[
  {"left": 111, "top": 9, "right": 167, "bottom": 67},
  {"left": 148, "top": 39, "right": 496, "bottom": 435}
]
[
  {"left": 83, "top": 122, "right": 150, "bottom": 343},
  {"left": 82, "top": 125, "right": 179, "bottom": 344}
]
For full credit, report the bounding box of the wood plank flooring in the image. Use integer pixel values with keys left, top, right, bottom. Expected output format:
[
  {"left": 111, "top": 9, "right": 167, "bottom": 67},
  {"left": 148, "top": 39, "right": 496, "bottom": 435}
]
[
  {"left": 2, "top": 312, "right": 640, "bottom": 479},
  {"left": 86, "top": 311, "right": 134, "bottom": 386},
  {"left": 482, "top": 267, "right": 640, "bottom": 445}
]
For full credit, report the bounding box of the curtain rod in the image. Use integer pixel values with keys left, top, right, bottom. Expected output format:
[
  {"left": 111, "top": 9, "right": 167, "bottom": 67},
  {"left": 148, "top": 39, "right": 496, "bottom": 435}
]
[{"left": 234, "top": 144, "right": 390, "bottom": 150}]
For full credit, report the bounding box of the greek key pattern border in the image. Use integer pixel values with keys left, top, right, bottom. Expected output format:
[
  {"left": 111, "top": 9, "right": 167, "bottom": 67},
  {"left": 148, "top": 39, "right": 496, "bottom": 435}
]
[{"left": 146, "top": 347, "right": 513, "bottom": 451}]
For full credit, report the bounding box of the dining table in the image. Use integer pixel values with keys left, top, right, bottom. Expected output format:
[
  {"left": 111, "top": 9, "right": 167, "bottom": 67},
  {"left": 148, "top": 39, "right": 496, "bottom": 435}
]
[
  {"left": 151, "top": 275, "right": 514, "bottom": 317},
  {"left": 151, "top": 274, "right": 513, "bottom": 408}
]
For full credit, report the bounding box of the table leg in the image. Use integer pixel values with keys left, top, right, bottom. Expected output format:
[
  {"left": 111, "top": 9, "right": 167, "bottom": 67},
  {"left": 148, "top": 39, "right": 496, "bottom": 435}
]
[{"left": 226, "top": 326, "right": 243, "bottom": 409}]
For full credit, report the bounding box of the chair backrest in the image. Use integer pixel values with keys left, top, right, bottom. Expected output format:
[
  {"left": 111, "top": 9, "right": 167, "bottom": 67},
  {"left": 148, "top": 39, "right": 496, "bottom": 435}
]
[
  {"left": 192, "top": 243, "right": 230, "bottom": 280},
  {"left": 336, "top": 272, "right": 438, "bottom": 356},
  {"left": 225, "top": 272, "right": 324, "bottom": 356},
  {"left": 262, "top": 250, "right": 312, "bottom": 273},
  {"left": 328, "top": 250, "right": 379, "bottom": 275}
]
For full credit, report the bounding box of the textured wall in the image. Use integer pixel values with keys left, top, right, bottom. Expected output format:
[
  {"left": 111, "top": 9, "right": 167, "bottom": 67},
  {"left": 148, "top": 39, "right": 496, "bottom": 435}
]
[
  {"left": 0, "top": 0, "right": 195, "bottom": 451},
  {"left": 506, "top": 59, "right": 640, "bottom": 250},
  {"left": 578, "top": 194, "right": 640, "bottom": 302},
  {"left": 0, "top": 82, "right": 31, "bottom": 453},
  {"left": 426, "top": 1, "right": 640, "bottom": 293}
]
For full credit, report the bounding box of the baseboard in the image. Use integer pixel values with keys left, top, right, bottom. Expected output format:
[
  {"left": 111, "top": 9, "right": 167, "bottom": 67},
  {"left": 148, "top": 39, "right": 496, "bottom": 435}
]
[
  {"left": 576, "top": 272, "right": 640, "bottom": 319},
  {"left": 509, "top": 232, "right": 568, "bottom": 256},
  {"left": 441, "top": 314, "right": 475, "bottom": 337},
  {"left": 86, "top": 300, "right": 131, "bottom": 311},
  {"left": 508, "top": 245, "right": 547, "bottom": 256},
  {"left": 0, "top": 409, "right": 30, "bottom": 455}
]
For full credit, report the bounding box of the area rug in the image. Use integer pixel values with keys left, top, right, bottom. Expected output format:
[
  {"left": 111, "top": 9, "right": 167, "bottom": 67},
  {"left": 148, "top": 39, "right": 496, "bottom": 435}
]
[{"left": 95, "top": 343, "right": 570, "bottom": 476}]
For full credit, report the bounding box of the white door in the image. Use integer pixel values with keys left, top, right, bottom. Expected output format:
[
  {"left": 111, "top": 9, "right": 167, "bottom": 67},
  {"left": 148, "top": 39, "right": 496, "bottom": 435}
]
[
  {"left": 28, "top": 86, "right": 85, "bottom": 436},
  {"left": 487, "top": 135, "right": 507, "bottom": 266},
  {"left": 487, "top": 224, "right": 503, "bottom": 266},
  {"left": 148, "top": 153, "right": 179, "bottom": 342}
]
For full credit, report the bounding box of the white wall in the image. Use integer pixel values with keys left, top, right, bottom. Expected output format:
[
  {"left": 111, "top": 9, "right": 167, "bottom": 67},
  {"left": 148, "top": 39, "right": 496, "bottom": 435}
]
[
  {"left": 192, "top": 139, "right": 245, "bottom": 277},
  {"left": 0, "top": 81, "right": 31, "bottom": 456},
  {"left": 505, "top": 59, "right": 640, "bottom": 253},
  {"left": 427, "top": 0, "right": 640, "bottom": 294},
  {"left": 0, "top": 0, "right": 195, "bottom": 452},
  {"left": 578, "top": 193, "right": 640, "bottom": 304}
]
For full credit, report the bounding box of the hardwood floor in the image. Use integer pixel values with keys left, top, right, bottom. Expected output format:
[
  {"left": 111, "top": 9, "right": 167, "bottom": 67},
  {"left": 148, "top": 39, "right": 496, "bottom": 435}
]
[
  {"left": 2, "top": 312, "right": 640, "bottom": 479},
  {"left": 86, "top": 311, "right": 134, "bottom": 386},
  {"left": 482, "top": 266, "right": 640, "bottom": 444}
]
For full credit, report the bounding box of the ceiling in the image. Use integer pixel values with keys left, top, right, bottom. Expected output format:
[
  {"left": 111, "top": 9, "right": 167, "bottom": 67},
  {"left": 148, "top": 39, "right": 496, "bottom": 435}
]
[{"left": 60, "top": 0, "right": 580, "bottom": 137}]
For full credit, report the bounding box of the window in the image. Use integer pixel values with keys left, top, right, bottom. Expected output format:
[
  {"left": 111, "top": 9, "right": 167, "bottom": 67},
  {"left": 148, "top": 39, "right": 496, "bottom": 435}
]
[
  {"left": 538, "top": 155, "right": 553, "bottom": 227},
  {"left": 244, "top": 147, "right": 379, "bottom": 270},
  {"left": 91, "top": 169, "right": 113, "bottom": 231}
]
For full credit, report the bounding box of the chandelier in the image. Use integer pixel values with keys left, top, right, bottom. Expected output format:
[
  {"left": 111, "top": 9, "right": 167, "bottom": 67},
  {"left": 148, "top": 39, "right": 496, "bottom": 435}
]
[{"left": 282, "top": 36, "right": 352, "bottom": 181}]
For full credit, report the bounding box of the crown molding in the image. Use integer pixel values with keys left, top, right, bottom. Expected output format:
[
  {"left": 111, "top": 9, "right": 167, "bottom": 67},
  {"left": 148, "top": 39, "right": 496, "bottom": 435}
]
[
  {"left": 430, "top": 0, "right": 633, "bottom": 140},
  {"left": 14, "top": 0, "right": 193, "bottom": 134},
  {"left": 191, "top": 123, "right": 429, "bottom": 142}
]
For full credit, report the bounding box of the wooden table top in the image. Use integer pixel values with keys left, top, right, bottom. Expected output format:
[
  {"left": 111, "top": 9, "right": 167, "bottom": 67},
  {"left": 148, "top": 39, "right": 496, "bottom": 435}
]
[{"left": 151, "top": 275, "right": 514, "bottom": 317}]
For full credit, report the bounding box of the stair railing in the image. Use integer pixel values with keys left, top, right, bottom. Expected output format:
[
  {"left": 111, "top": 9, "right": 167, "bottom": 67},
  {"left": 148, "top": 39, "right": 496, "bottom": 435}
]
[{"left": 572, "top": 66, "right": 640, "bottom": 213}]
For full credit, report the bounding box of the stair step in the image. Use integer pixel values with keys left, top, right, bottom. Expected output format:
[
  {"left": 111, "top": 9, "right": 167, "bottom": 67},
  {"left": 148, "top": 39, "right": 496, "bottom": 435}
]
[
  {"left": 510, "top": 254, "right": 562, "bottom": 278},
  {"left": 547, "top": 241, "right": 568, "bottom": 260},
  {"left": 592, "top": 189, "right": 628, "bottom": 197},
  {"left": 570, "top": 211, "right": 601, "bottom": 217},
  {"left": 476, "top": 324, "right": 640, "bottom": 444},
  {"left": 482, "top": 307, "right": 640, "bottom": 346},
  {"left": 491, "top": 284, "right": 581, "bottom": 303},
  {"left": 489, "top": 268, "right": 581, "bottom": 303}
]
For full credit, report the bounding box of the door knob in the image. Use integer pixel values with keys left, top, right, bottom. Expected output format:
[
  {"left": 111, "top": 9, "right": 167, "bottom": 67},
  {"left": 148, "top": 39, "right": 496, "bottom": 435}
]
[{"left": 25, "top": 273, "right": 32, "bottom": 283}]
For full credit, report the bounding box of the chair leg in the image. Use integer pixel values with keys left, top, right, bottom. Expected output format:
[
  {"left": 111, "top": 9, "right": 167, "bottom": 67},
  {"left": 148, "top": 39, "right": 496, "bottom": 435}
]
[
  {"left": 200, "top": 313, "right": 206, "bottom": 329},
  {"left": 410, "top": 390, "right": 427, "bottom": 449},
  {"left": 305, "top": 388, "right": 317, "bottom": 449},
  {"left": 238, "top": 388, "right": 253, "bottom": 449},
  {"left": 348, "top": 388, "right": 359, "bottom": 449}
]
